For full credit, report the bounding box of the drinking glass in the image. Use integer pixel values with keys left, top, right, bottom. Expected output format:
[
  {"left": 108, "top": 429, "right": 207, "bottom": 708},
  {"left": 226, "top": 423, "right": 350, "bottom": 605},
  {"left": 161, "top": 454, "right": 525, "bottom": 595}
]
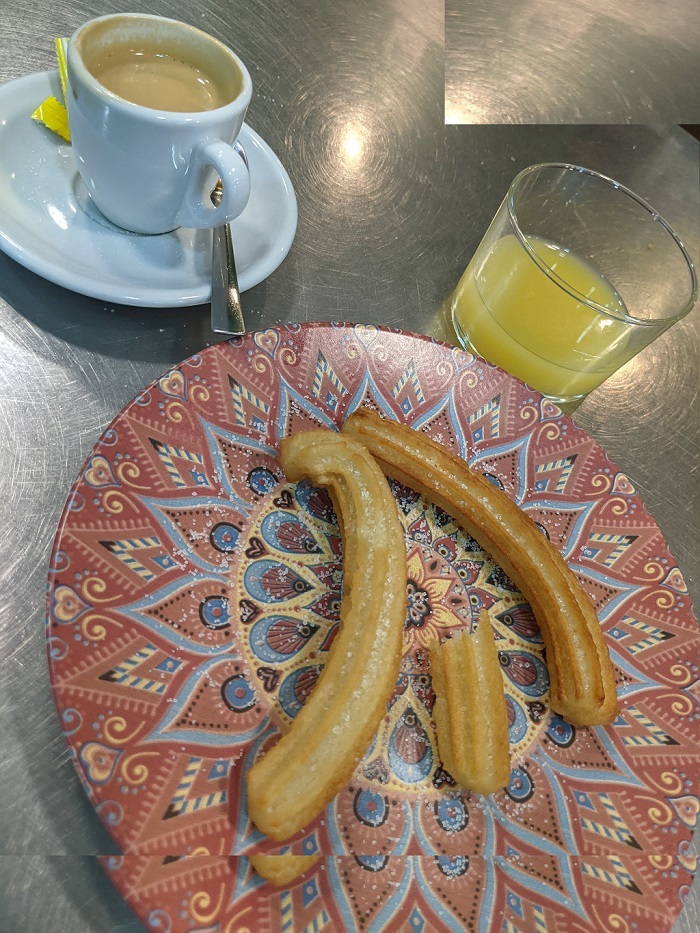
[{"left": 451, "top": 163, "right": 697, "bottom": 410}]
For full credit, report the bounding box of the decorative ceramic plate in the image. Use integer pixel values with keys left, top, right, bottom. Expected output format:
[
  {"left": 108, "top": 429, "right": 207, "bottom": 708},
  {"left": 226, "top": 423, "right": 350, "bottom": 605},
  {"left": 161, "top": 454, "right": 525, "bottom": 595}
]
[{"left": 46, "top": 323, "right": 699, "bottom": 932}]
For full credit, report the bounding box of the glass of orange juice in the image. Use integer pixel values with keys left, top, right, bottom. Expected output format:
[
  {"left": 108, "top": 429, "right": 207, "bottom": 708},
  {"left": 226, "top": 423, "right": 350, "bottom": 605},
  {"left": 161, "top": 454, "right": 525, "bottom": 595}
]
[{"left": 451, "top": 163, "right": 697, "bottom": 410}]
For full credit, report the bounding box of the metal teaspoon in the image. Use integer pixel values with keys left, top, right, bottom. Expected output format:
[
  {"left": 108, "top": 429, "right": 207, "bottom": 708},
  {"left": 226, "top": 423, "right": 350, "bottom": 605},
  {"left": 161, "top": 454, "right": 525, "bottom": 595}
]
[{"left": 210, "top": 142, "right": 247, "bottom": 334}]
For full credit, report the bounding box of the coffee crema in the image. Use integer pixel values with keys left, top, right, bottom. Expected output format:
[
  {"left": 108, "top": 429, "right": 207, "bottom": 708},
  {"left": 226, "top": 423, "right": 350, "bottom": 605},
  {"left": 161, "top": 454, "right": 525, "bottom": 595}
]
[{"left": 88, "top": 45, "right": 238, "bottom": 112}]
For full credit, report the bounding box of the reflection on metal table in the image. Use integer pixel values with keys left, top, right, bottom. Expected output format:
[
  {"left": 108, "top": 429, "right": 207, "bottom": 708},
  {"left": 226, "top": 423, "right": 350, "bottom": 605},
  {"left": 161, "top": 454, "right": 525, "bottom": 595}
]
[
  {"left": 446, "top": 0, "right": 700, "bottom": 123},
  {"left": 0, "top": 1, "right": 698, "bottom": 931}
]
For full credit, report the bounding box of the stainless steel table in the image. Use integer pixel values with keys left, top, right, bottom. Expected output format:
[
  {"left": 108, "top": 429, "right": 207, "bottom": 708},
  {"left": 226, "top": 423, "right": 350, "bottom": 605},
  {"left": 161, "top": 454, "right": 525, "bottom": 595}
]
[
  {"left": 446, "top": 0, "right": 700, "bottom": 123},
  {"left": 0, "top": 1, "right": 698, "bottom": 931}
]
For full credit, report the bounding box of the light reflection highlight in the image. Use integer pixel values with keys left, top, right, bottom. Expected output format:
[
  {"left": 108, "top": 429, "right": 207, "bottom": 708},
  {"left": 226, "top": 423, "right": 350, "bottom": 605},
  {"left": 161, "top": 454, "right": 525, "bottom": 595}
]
[
  {"left": 340, "top": 125, "right": 366, "bottom": 166},
  {"left": 48, "top": 204, "right": 69, "bottom": 230},
  {"left": 342, "top": 130, "right": 363, "bottom": 161}
]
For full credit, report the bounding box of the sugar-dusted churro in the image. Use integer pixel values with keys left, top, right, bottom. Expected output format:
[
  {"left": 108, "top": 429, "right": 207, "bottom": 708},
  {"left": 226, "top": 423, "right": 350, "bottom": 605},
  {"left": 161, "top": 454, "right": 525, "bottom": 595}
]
[
  {"left": 246, "top": 429, "right": 407, "bottom": 841},
  {"left": 343, "top": 409, "right": 618, "bottom": 726},
  {"left": 430, "top": 611, "right": 511, "bottom": 794},
  {"left": 250, "top": 854, "right": 321, "bottom": 886}
]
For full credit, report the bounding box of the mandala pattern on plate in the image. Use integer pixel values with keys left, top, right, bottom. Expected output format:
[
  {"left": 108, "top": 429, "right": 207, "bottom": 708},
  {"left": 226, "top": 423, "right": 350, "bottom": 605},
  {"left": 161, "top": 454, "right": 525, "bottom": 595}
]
[{"left": 47, "top": 323, "right": 699, "bottom": 932}]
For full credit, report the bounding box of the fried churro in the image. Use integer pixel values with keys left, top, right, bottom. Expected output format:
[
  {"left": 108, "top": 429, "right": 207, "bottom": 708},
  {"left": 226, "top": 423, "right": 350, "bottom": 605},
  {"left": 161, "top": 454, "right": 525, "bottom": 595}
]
[
  {"left": 250, "top": 854, "right": 321, "bottom": 886},
  {"left": 246, "top": 429, "right": 407, "bottom": 841},
  {"left": 343, "top": 409, "right": 618, "bottom": 726},
  {"left": 430, "top": 611, "right": 511, "bottom": 795}
]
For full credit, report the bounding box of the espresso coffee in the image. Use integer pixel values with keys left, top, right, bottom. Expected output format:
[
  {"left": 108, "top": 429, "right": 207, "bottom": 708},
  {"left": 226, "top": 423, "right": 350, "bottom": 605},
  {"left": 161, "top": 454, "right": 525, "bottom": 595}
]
[
  {"left": 88, "top": 44, "right": 239, "bottom": 112},
  {"left": 68, "top": 13, "right": 252, "bottom": 233}
]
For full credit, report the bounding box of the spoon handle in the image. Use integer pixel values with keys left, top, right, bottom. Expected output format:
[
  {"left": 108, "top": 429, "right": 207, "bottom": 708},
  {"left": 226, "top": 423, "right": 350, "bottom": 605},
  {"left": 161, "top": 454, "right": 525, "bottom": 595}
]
[{"left": 211, "top": 219, "right": 245, "bottom": 334}]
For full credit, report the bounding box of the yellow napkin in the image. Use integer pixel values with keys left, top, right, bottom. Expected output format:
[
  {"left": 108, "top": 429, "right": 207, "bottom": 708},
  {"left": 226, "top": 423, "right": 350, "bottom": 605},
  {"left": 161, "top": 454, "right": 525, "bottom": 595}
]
[{"left": 31, "top": 38, "right": 71, "bottom": 141}]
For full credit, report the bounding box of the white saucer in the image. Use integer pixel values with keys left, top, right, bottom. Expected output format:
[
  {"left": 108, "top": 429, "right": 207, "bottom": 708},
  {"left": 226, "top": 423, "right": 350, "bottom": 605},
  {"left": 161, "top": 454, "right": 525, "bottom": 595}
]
[{"left": 0, "top": 71, "right": 298, "bottom": 307}]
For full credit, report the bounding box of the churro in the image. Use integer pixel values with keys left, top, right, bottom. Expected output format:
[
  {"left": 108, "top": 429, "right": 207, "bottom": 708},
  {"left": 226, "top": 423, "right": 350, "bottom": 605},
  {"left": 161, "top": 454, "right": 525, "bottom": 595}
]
[
  {"left": 250, "top": 854, "right": 321, "bottom": 886},
  {"left": 430, "top": 612, "right": 511, "bottom": 794},
  {"left": 246, "top": 429, "right": 407, "bottom": 840},
  {"left": 343, "top": 409, "right": 618, "bottom": 726}
]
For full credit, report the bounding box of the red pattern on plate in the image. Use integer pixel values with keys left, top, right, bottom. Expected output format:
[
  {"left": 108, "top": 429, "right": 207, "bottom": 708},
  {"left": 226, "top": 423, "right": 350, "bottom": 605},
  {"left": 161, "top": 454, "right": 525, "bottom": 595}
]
[{"left": 46, "top": 323, "right": 699, "bottom": 932}]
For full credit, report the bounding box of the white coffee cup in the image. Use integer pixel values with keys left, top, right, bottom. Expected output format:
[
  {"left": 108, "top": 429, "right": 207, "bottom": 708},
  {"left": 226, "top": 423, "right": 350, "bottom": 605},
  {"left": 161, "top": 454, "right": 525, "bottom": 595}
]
[{"left": 66, "top": 14, "right": 252, "bottom": 235}]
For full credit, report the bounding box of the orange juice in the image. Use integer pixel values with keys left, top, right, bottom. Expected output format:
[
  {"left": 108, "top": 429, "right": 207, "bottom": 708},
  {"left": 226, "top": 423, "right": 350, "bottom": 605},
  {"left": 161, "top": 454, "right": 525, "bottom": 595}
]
[{"left": 451, "top": 235, "right": 633, "bottom": 403}]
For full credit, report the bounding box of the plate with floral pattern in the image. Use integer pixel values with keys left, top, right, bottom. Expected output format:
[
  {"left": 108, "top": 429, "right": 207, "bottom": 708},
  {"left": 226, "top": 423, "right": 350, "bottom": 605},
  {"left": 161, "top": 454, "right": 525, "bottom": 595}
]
[{"left": 46, "top": 323, "right": 699, "bottom": 932}]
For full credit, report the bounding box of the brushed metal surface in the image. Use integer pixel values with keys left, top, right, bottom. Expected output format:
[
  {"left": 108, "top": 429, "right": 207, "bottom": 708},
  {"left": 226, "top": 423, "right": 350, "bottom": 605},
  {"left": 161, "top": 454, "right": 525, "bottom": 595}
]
[
  {"left": 0, "top": 1, "right": 698, "bottom": 931},
  {"left": 446, "top": 0, "right": 700, "bottom": 123}
]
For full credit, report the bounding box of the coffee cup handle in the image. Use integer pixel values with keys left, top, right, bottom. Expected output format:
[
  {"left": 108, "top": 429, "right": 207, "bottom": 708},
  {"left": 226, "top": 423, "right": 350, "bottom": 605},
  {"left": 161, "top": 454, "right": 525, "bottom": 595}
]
[{"left": 175, "top": 139, "right": 251, "bottom": 229}]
